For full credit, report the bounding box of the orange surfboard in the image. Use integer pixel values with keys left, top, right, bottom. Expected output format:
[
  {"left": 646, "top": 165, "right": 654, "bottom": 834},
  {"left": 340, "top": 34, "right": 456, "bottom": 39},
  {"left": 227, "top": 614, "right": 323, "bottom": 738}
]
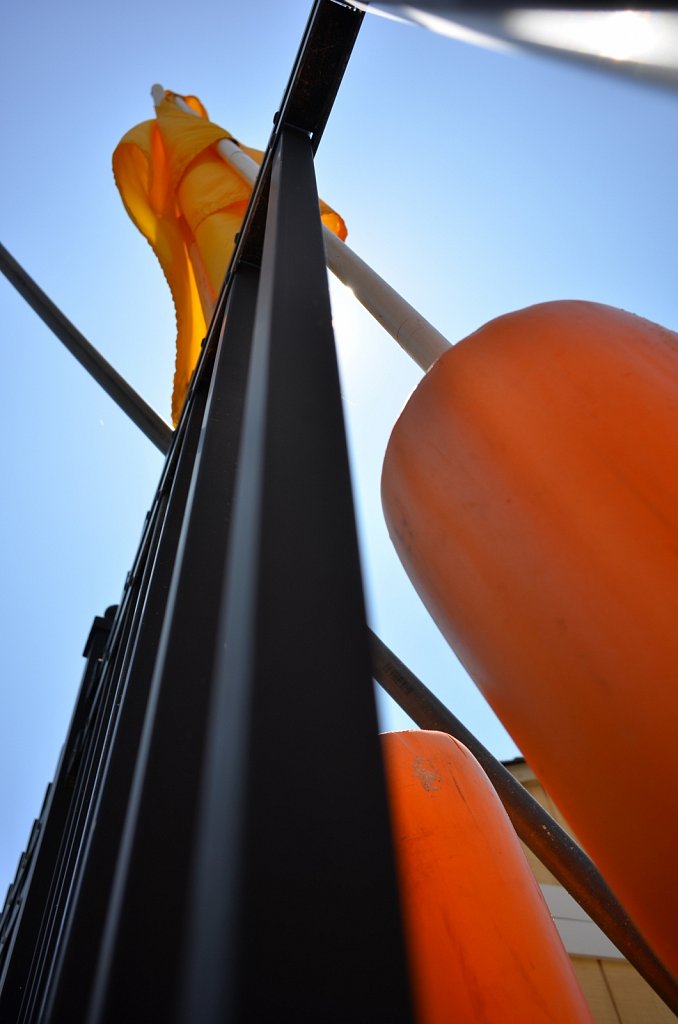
[
  {"left": 382, "top": 730, "right": 593, "bottom": 1023},
  {"left": 382, "top": 301, "right": 678, "bottom": 978}
]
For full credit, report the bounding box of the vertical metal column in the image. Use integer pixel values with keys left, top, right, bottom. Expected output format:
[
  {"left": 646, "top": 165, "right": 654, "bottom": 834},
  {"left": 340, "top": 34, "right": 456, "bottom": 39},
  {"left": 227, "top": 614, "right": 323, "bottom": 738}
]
[{"left": 182, "top": 127, "right": 413, "bottom": 1024}]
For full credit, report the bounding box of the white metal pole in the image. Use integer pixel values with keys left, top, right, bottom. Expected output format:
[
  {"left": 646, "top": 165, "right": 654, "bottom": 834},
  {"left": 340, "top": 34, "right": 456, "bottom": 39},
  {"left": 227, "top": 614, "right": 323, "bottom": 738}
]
[{"left": 152, "top": 85, "right": 451, "bottom": 372}]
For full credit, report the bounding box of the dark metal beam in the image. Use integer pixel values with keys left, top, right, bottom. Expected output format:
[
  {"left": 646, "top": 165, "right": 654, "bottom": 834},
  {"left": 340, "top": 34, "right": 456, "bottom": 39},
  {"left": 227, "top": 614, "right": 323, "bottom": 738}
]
[
  {"left": 229, "top": 1, "right": 364, "bottom": 270},
  {"left": 182, "top": 125, "right": 412, "bottom": 1024},
  {"left": 274, "top": 0, "right": 365, "bottom": 151}
]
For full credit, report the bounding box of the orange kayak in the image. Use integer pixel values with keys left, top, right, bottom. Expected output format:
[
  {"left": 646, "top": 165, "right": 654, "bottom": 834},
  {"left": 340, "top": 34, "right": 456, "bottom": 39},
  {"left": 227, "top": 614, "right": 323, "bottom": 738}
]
[{"left": 382, "top": 730, "right": 593, "bottom": 1023}]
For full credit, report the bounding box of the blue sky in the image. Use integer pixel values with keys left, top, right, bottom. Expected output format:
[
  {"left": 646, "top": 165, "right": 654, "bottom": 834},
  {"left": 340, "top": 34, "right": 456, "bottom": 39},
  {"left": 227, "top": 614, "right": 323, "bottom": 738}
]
[{"left": 1, "top": 0, "right": 677, "bottom": 897}]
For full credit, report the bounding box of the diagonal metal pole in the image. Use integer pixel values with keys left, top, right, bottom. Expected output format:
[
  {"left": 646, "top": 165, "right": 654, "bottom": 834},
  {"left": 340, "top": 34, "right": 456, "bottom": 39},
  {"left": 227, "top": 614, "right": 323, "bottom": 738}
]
[{"left": 0, "top": 241, "right": 172, "bottom": 454}]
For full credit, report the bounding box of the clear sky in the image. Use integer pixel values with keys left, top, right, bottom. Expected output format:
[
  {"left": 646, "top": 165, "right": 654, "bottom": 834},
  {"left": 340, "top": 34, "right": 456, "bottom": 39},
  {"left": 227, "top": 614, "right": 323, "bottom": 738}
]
[{"left": 1, "top": 0, "right": 677, "bottom": 898}]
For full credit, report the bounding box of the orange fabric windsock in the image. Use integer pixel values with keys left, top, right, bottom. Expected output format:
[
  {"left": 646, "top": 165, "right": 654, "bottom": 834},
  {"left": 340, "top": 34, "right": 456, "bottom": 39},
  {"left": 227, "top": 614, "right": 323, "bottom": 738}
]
[{"left": 113, "top": 89, "right": 347, "bottom": 424}]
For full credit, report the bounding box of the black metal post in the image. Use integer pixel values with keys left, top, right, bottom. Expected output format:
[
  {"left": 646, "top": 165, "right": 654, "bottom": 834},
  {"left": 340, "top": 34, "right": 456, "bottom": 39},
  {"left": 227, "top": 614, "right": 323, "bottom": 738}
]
[{"left": 181, "top": 127, "right": 413, "bottom": 1024}]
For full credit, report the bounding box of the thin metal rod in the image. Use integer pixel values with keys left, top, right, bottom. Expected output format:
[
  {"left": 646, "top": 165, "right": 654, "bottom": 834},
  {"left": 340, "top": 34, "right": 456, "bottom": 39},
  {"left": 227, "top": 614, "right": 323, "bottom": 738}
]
[
  {"left": 0, "top": 241, "right": 172, "bottom": 454},
  {"left": 369, "top": 630, "right": 678, "bottom": 1015}
]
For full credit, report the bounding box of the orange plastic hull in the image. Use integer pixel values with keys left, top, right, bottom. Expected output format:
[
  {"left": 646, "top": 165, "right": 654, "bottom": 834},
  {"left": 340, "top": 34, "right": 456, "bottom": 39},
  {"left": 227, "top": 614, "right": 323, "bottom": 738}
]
[
  {"left": 382, "top": 730, "right": 592, "bottom": 1023},
  {"left": 382, "top": 301, "right": 678, "bottom": 978}
]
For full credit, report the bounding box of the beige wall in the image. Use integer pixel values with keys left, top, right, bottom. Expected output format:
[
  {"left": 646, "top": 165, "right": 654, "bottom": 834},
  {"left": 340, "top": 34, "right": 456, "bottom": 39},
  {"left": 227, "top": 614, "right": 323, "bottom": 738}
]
[{"left": 504, "top": 760, "right": 675, "bottom": 1024}]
